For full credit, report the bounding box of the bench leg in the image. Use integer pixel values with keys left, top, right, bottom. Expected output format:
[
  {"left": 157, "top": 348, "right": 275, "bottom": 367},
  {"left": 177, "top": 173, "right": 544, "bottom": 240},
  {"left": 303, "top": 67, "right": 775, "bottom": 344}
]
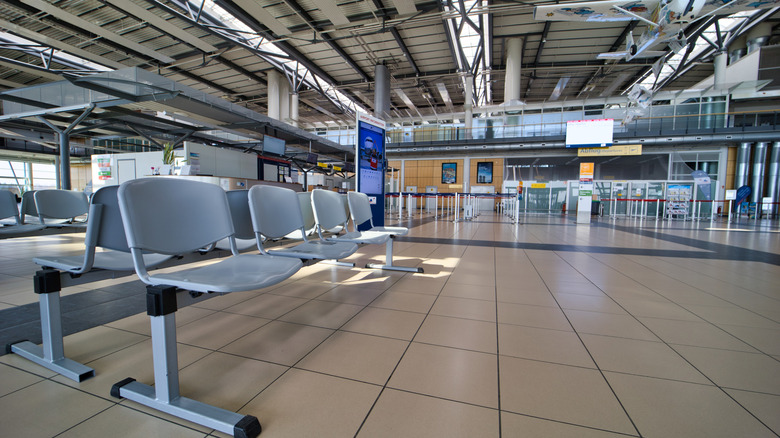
[
  {"left": 365, "top": 237, "right": 423, "bottom": 273},
  {"left": 112, "top": 286, "right": 261, "bottom": 438},
  {"left": 8, "top": 270, "right": 94, "bottom": 382},
  {"left": 321, "top": 259, "right": 356, "bottom": 267}
]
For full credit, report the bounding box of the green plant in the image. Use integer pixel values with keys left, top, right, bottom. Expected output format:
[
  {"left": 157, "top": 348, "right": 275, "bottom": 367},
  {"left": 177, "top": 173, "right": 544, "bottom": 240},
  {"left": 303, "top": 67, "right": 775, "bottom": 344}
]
[{"left": 162, "top": 143, "right": 175, "bottom": 165}]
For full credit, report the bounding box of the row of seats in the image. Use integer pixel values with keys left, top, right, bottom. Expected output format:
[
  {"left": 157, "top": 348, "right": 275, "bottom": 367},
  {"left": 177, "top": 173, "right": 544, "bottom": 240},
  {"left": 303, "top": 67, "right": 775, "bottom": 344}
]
[
  {"left": 13, "top": 178, "right": 419, "bottom": 438},
  {"left": 113, "top": 179, "right": 421, "bottom": 437},
  {"left": 0, "top": 189, "right": 88, "bottom": 236}
]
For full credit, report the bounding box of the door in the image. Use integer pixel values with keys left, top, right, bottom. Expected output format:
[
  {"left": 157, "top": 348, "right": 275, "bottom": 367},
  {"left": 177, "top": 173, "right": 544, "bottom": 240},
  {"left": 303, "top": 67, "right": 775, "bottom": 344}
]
[{"left": 117, "top": 159, "right": 136, "bottom": 184}]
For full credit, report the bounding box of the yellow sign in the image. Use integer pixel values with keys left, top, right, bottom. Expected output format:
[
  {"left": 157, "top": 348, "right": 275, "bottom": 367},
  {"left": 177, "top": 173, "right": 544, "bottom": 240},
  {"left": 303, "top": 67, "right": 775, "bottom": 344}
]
[
  {"left": 579, "top": 162, "right": 594, "bottom": 178},
  {"left": 317, "top": 162, "right": 329, "bottom": 168},
  {"left": 578, "top": 144, "right": 642, "bottom": 157},
  {"left": 531, "top": 183, "right": 547, "bottom": 189},
  {"left": 332, "top": 166, "right": 342, "bottom": 172}
]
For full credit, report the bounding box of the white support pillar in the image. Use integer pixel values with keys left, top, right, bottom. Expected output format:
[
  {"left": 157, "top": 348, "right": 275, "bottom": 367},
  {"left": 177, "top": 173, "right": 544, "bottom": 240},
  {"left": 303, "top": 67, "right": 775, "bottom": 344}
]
[
  {"left": 464, "top": 75, "right": 473, "bottom": 140},
  {"left": 267, "top": 70, "right": 281, "bottom": 120},
  {"left": 504, "top": 37, "right": 523, "bottom": 103},
  {"left": 280, "top": 78, "right": 290, "bottom": 123},
  {"left": 713, "top": 52, "right": 727, "bottom": 90},
  {"left": 463, "top": 157, "right": 471, "bottom": 194},
  {"left": 290, "top": 93, "right": 299, "bottom": 128},
  {"left": 375, "top": 64, "right": 391, "bottom": 119}
]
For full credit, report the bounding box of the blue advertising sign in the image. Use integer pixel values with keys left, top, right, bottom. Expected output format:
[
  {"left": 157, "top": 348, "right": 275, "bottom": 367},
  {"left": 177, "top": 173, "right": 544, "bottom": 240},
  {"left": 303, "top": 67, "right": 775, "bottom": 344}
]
[
  {"left": 691, "top": 170, "right": 712, "bottom": 200},
  {"left": 735, "top": 185, "right": 752, "bottom": 205},
  {"left": 356, "top": 113, "right": 386, "bottom": 227}
]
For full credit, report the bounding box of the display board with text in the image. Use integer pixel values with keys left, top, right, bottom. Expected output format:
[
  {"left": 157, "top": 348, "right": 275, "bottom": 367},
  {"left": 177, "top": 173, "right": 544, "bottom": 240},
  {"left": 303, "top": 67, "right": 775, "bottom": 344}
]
[{"left": 356, "top": 112, "right": 386, "bottom": 227}]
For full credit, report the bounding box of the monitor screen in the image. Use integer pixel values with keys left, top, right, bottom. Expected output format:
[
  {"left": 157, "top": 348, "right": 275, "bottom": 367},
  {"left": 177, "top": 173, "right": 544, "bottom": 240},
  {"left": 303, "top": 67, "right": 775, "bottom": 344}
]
[
  {"left": 263, "top": 135, "right": 286, "bottom": 156},
  {"left": 306, "top": 153, "right": 318, "bottom": 164},
  {"left": 565, "top": 119, "right": 613, "bottom": 148}
]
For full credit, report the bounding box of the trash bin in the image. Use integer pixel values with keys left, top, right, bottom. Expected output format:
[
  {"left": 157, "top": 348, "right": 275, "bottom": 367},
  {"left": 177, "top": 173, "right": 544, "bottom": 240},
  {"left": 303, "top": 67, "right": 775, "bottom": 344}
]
[{"left": 591, "top": 200, "right": 601, "bottom": 216}]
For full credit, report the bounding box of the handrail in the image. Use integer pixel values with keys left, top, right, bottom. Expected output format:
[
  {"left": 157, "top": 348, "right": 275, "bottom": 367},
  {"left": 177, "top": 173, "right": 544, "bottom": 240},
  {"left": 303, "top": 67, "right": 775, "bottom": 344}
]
[{"left": 315, "top": 109, "right": 779, "bottom": 146}]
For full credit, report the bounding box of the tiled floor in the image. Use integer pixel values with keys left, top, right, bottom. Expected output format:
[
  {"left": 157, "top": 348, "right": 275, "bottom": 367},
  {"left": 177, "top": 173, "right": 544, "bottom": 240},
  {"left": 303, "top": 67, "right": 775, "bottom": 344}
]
[{"left": 1, "top": 213, "right": 779, "bottom": 437}]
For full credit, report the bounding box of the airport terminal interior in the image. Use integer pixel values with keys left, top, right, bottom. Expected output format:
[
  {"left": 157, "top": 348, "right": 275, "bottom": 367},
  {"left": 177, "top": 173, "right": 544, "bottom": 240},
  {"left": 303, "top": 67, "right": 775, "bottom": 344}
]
[{"left": 1, "top": 0, "right": 780, "bottom": 436}]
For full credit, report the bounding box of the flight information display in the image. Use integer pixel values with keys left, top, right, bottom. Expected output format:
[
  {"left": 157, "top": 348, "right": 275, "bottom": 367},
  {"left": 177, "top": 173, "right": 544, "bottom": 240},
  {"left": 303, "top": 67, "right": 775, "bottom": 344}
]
[
  {"left": 356, "top": 113, "right": 385, "bottom": 194},
  {"left": 565, "top": 119, "right": 613, "bottom": 148}
]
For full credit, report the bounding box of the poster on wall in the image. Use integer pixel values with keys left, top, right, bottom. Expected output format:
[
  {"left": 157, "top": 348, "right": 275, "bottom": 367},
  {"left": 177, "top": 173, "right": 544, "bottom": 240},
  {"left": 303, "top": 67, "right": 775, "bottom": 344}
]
[
  {"left": 96, "top": 157, "right": 112, "bottom": 180},
  {"left": 442, "top": 163, "right": 457, "bottom": 184},
  {"left": 356, "top": 112, "right": 386, "bottom": 227},
  {"left": 476, "top": 162, "right": 493, "bottom": 184}
]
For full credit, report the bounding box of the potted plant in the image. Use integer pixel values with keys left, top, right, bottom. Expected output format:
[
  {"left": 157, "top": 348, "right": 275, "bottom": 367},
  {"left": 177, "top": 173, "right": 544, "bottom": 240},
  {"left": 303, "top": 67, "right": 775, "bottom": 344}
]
[{"left": 160, "top": 143, "right": 175, "bottom": 175}]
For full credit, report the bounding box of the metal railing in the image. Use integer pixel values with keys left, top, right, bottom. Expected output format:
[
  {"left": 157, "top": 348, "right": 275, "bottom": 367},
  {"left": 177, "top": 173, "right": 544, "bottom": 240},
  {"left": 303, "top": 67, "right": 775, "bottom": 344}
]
[{"left": 315, "top": 109, "right": 779, "bottom": 146}]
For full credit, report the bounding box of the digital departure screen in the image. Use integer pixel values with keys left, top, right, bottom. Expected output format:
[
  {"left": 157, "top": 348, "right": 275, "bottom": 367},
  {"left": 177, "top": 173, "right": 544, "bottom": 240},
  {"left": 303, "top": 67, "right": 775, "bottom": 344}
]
[{"left": 356, "top": 114, "right": 385, "bottom": 194}]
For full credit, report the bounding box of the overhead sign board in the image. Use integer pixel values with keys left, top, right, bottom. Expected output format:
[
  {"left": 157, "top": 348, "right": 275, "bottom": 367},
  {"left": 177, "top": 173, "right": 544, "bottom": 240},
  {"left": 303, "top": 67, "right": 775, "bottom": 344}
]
[
  {"left": 578, "top": 144, "right": 642, "bottom": 156},
  {"left": 566, "top": 119, "right": 613, "bottom": 148}
]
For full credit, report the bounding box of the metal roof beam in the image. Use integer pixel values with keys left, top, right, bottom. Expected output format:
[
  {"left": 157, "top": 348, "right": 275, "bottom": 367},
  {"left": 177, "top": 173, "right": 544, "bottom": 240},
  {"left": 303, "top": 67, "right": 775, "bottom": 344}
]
[
  {"left": 103, "top": 0, "right": 218, "bottom": 53},
  {"left": 278, "top": 0, "right": 371, "bottom": 82},
  {"left": 0, "top": 17, "right": 125, "bottom": 69},
  {"left": 19, "top": 0, "right": 175, "bottom": 64}
]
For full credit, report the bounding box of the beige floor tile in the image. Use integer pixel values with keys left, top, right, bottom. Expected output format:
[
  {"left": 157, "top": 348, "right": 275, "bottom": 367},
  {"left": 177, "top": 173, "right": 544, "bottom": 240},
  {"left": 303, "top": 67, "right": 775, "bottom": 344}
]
[
  {"left": 638, "top": 317, "right": 757, "bottom": 352},
  {"left": 57, "top": 404, "right": 208, "bottom": 438},
  {"left": 0, "top": 350, "right": 60, "bottom": 379},
  {"left": 718, "top": 324, "right": 780, "bottom": 355},
  {"left": 682, "top": 304, "right": 780, "bottom": 330},
  {"left": 315, "top": 285, "right": 385, "bottom": 306},
  {"left": 430, "top": 296, "right": 497, "bottom": 322},
  {"left": 654, "top": 288, "right": 734, "bottom": 307},
  {"left": 105, "top": 306, "right": 217, "bottom": 336},
  {"left": 724, "top": 389, "right": 780, "bottom": 435},
  {"left": 501, "top": 411, "right": 638, "bottom": 438},
  {"left": 447, "top": 271, "right": 495, "bottom": 287},
  {"left": 0, "top": 362, "right": 44, "bottom": 397},
  {"left": 672, "top": 345, "right": 780, "bottom": 394},
  {"left": 552, "top": 292, "right": 626, "bottom": 314},
  {"left": 496, "top": 288, "right": 560, "bottom": 307},
  {"left": 224, "top": 293, "right": 308, "bottom": 319},
  {"left": 388, "top": 342, "right": 498, "bottom": 408},
  {"left": 415, "top": 315, "right": 497, "bottom": 353},
  {"left": 177, "top": 312, "right": 270, "bottom": 350},
  {"left": 279, "top": 300, "right": 363, "bottom": 329},
  {"left": 178, "top": 352, "right": 287, "bottom": 411},
  {"left": 580, "top": 334, "right": 709, "bottom": 383},
  {"left": 220, "top": 320, "right": 332, "bottom": 366},
  {"left": 296, "top": 331, "right": 407, "bottom": 384},
  {"left": 605, "top": 372, "right": 776, "bottom": 438},
  {"left": 369, "top": 290, "right": 437, "bottom": 313},
  {"left": 500, "top": 356, "right": 635, "bottom": 435},
  {"left": 358, "top": 389, "right": 499, "bottom": 437},
  {"left": 0, "top": 379, "right": 113, "bottom": 437},
  {"left": 564, "top": 309, "right": 658, "bottom": 341},
  {"left": 440, "top": 282, "right": 496, "bottom": 301},
  {"left": 498, "top": 324, "right": 595, "bottom": 368},
  {"left": 60, "top": 325, "right": 148, "bottom": 364},
  {"left": 52, "top": 340, "right": 212, "bottom": 397},
  {"left": 498, "top": 303, "right": 571, "bottom": 331},
  {"left": 240, "top": 368, "right": 381, "bottom": 438},
  {"left": 545, "top": 281, "right": 606, "bottom": 296},
  {"left": 387, "top": 275, "right": 447, "bottom": 295},
  {"left": 612, "top": 298, "right": 702, "bottom": 321},
  {"left": 303, "top": 266, "right": 379, "bottom": 284},
  {"left": 266, "top": 280, "right": 336, "bottom": 299},
  {"left": 341, "top": 307, "right": 425, "bottom": 340},
  {"left": 0, "top": 290, "right": 38, "bottom": 306},
  {"left": 189, "top": 290, "right": 260, "bottom": 311}
]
